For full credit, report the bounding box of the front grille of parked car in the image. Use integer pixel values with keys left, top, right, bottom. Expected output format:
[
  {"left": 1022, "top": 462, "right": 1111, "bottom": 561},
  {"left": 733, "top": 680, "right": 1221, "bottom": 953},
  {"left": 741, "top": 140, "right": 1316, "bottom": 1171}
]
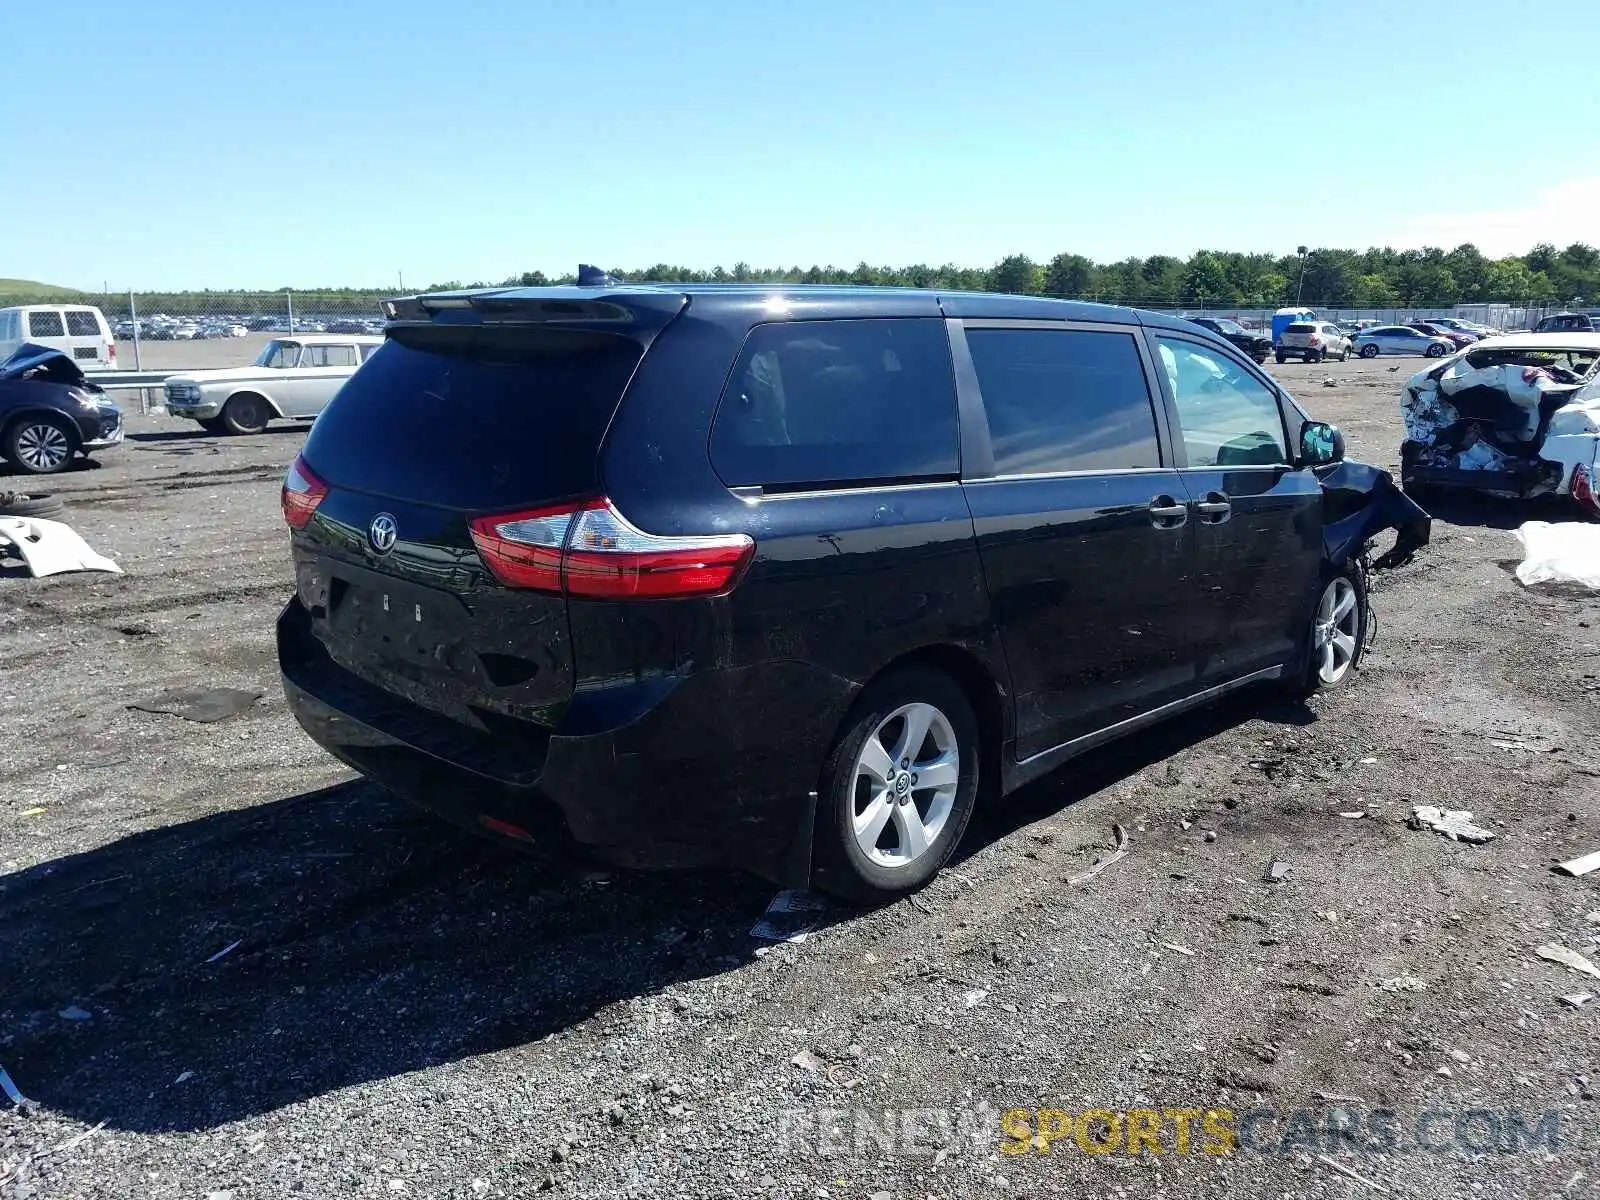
[{"left": 165, "top": 382, "right": 200, "bottom": 402}]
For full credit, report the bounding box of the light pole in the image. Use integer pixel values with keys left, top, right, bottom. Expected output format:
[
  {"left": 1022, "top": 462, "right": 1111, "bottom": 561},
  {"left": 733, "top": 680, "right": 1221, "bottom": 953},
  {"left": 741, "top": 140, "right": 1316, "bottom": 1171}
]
[{"left": 1295, "top": 246, "right": 1309, "bottom": 306}]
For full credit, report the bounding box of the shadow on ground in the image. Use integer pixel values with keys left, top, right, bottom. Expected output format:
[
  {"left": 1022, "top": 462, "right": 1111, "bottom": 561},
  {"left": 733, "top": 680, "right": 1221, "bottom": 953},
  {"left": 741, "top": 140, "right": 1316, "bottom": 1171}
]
[{"left": 0, "top": 691, "right": 1297, "bottom": 1133}]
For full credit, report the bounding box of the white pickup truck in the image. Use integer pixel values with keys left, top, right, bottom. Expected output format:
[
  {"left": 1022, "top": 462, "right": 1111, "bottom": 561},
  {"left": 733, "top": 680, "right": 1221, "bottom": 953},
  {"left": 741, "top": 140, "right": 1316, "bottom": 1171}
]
[{"left": 162, "top": 334, "right": 382, "bottom": 433}]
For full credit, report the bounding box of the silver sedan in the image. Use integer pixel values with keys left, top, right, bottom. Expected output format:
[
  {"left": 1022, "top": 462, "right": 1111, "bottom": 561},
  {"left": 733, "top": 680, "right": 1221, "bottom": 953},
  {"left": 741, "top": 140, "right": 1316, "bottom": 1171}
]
[{"left": 1354, "top": 326, "right": 1455, "bottom": 359}]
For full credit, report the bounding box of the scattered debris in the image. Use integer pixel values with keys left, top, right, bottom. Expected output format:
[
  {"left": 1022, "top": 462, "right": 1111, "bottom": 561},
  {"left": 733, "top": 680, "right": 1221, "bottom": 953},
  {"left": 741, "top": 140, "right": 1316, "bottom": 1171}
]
[
  {"left": 1409, "top": 805, "right": 1495, "bottom": 844},
  {"left": 1322, "top": 377, "right": 1337, "bottom": 387},
  {"left": 1316, "top": 1152, "right": 1392, "bottom": 1195},
  {"left": 1203, "top": 830, "right": 1217, "bottom": 843},
  {"left": 175, "top": 1070, "right": 194, "bottom": 1084},
  {"left": 750, "top": 889, "right": 826, "bottom": 943},
  {"left": 1161, "top": 943, "right": 1196, "bottom": 956},
  {"left": 0, "top": 515, "right": 122, "bottom": 577},
  {"left": 1265, "top": 860, "right": 1291, "bottom": 883},
  {"left": 205, "top": 939, "right": 243, "bottom": 964},
  {"left": 58, "top": 1005, "right": 91, "bottom": 1021},
  {"left": 1320, "top": 910, "right": 1340, "bottom": 923},
  {"left": 128, "top": 686, "right": 263, "bottom": 724},
  {"left": 20, "top": 806, "right": 45, "bottom": 817},
  {"left": 962, "top": 988, "right": 990, "bottom": 1009},
  {"left": 46, "top": 1122, "right": 106, "bottom": 1156},
  {"left": 1338, "top": 811, "right": 1366, "bottom": 819},
  {"left": 1068, "top": 823, "right": 1130, "bottom": 886},
  {"left": 1535, "top": 944, "right": 1600, "bottom": 980},
  {"left": 1380, "top": 975, "right": 1427, "bottom": 993},
  {"left": 1516, "top": 521, "right": 1600, "bottom": 589},
  {"left": 1314, "top": 1090, "right": 1364, "bottom": 1104},
  {"left": 1358, "top": 756, "right": 1378, "bottom": 764},
  {"left": 790, "top": 1050, "right": 823, "bottom": 1073},
  {"left": 1554, "top": 849, "right": 1600, "bottom": 878},
  {"left": 0, "top": 1066, "right": 32, "bottom": 1106},
  {"left": 1558, "top": 993, "right": 1593, "bottom": 1010}
]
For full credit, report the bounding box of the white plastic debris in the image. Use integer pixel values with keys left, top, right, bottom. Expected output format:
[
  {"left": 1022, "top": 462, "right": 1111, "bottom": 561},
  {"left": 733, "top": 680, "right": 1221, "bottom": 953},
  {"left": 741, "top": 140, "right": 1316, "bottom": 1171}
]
[
  {"left": 1533, "top": 943, "right": 1600, "bottom": 980},
  {"left": 750, "top": 889, "right": 825, "bottom": 943},
  {"left": 1554, "top": 849, "right": 1600, "bottom": 878},
  {"left": 0, "top": 516, "right": 121, "bottom": 577},
  {"left": 1409, "top": 805, "right": 1495, "bottom": 843},
  {"left": 1380, "top": 975, "right": 1427, "bottom": 993},
  {"left": 1514, "top": 521, "right": 1600, "bottom": 589},
  {"left": 1559, "top": 992, "right": 1594, "bottom": 1009},
  {"left": 962, "top": 988, "right": 990, "bottom": 1009}
]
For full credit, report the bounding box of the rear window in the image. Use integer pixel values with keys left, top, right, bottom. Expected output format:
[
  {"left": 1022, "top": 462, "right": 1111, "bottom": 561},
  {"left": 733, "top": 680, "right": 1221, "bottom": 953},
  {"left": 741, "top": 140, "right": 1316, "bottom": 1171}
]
[
  {"left": 65, "top": 310, "right": 102, "bottom": 337},
  {"left": 1286, "top": 323, "right": 1315, "bottom": 333},
  {"left": 303, "top": 326, "right": 643, "bottom": 509},
  {"left": 710, "top": 319, "right": 958, "bottom": 489},
  {"left": 966, "top": 328, "right": 1159, "bottom": 475},
  {"left": 26, "top": 311, "right": 65, "bottom": 338}
]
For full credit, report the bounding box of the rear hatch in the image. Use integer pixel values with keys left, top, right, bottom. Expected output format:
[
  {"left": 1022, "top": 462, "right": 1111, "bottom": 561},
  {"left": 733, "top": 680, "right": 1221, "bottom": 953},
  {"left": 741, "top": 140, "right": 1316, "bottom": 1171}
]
[
  {"left": 288, "top": 291, "right": 685, "bottom": 733},
  {"left": 1280, "top": 322, "right": 1319, "bottom": 348}
]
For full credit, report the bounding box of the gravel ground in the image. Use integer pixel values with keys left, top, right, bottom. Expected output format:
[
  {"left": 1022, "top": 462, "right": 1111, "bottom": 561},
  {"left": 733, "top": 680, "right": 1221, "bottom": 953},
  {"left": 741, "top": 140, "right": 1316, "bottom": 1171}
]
[{"left": 2, "top": 356, "right": 1598, "bottom": 1199}]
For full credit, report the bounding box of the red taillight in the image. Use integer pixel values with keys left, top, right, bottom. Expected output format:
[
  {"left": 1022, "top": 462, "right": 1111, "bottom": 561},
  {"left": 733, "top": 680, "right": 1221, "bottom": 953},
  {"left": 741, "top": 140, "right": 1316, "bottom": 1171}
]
[
  {"left": 469, "top": 498, "right": 755, "bottom": 600},
  {"left": 107, "top": 342, "right": 116, "bottom": 362},
  {"left": 281, "top": 455, "right": 328, "bottom": 529},
  {"left": 1308, "top": 334, "right": 1321, "bottom": 345}
]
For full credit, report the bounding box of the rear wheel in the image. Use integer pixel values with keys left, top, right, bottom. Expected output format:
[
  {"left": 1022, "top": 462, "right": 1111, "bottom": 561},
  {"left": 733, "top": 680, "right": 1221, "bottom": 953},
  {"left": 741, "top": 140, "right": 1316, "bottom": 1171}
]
[
  {"left": 1425, "top": 343, "right": 1448, "bottom": 358},
  {"left": 814, "top": 667, "right": 980, "bottom": 901},
  {"left": 1290, "top": 566, "right": 1366, "bottom": 696},
  {"left": 1274, "top": 351, "right": 1286, "bottom": 364},
  {"left": 1338, "top": 347, "right": 1349, "bottom": 361},
  {"left": 1360, "top": 343, "right": 1380, "bottom": 359},
  {"left": 4, "top": 415, "right": 77, "bottom": 475},
  {"left": 220, "top": 393, "right": 269, "bottom": 435}
]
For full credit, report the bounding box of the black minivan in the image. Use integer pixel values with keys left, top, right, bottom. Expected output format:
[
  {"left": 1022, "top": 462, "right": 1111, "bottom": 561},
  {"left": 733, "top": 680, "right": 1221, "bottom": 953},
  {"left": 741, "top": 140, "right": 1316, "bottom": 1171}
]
[{"left": 278, "top": 281, "right": 1427, "bottom": 899}]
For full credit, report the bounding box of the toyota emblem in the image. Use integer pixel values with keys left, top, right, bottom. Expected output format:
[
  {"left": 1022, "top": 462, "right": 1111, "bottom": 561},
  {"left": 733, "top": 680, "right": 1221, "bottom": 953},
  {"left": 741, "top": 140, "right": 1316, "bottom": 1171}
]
[{"left": 368, "top": 513, "right": 398, "bottom": 555}]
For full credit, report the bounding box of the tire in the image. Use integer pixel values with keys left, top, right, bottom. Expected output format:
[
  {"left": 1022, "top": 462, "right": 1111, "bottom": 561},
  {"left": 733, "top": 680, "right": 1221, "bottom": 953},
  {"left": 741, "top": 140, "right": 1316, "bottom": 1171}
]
[
  {"left": 1425, "top": 343, "right": 1447, "bottom": 359},
  {"left": 1338, "top": 348, "right": 1349, "bottom": 362},
  {"left": 0, "top": 489, "right": 66, "bottom": 518},
  {"left": 220, "top": 393, "right": 270, "bottom": 435},
  {"left": 813, "top": 666, "right": 981, "bottom": 901},
  {"left": 1274, "top": 352, "right": 1285, "bottom": 364},
  {"left": 1291, "top": 565, "right": 1367, "bottom": 697},
  {"left": 3, "top": 414, "right": 77, "bottom": 475},
  {"left": 1360, "top": 343, "right": 1380, "bottom": 359},
  {"left": 197, "top": 417, "right": 227, "bottom": 435}
]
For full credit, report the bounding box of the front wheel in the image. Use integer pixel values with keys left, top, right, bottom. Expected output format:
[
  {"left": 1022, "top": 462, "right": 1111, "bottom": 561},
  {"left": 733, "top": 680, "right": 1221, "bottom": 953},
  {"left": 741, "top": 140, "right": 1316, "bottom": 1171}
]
[
  {"left": 220, "top": 393, "right": 269, "bottom": 435},
  {"left": 814, "top": 667, "right": 980, "bottom": 901},
  {"left": 1274, "top": 351, "right": 1286, "bottom": 364},
  {"left": 1360, "top": 343, "right": 1380, "bottom": 359},
  {"left": 1338, "top": 348, "right": 1349, "bottom": 361},
  {"left": 197, "top": 417, "right": 227, "bottom": 435},
  {"left": 1425, "top": 343, "right": 1448, "bottom": 359},
  {"left": 4, "top": 415, "right": 77, "bottom": 475}
]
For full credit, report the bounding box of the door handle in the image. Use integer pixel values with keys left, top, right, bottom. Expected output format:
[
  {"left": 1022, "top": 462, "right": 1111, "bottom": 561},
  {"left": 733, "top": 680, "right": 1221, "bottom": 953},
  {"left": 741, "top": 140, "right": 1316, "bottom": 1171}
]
[
  {"left": 1195, "top": 491, "right": 1232, "bottom": 524},
  {"left": 1148, "top": 496, "right": 1188, "bottom": 528}
]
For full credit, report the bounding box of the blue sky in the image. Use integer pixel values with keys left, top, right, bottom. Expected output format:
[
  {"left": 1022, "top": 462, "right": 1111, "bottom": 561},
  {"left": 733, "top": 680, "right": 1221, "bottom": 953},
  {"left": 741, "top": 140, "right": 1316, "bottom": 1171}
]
[{"left": 5, "top": 0, "right": 1597, "bottom": 290}]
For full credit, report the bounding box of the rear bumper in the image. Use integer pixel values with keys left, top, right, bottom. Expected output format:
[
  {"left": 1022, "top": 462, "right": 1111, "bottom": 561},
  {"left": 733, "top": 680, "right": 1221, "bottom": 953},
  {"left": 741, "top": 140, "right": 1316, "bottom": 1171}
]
[{"left": 277, "top": 597, "right": 851, "bottom": 881}]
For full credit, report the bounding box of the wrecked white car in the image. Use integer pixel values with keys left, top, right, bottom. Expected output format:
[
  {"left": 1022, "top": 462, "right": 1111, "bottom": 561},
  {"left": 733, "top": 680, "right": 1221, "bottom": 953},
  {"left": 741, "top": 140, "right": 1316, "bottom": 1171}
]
[{"left": 1400, "top": 333, "right": 1600, "bottom": 514}]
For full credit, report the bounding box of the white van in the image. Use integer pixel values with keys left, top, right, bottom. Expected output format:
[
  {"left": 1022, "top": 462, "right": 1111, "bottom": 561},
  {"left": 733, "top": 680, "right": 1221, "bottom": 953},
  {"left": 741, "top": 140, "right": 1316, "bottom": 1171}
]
[{"left": 0, "top": 305, "right": 117, "bottom": 369}]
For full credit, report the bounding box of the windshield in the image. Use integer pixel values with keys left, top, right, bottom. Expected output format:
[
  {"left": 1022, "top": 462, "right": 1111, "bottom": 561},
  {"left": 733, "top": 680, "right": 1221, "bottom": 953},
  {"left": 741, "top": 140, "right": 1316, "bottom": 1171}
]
[
  {"left": 1213, "top": 319, "right": 1246, "bottom": 335},
  {"left": 255, "top": 339, "right": 303, "bottom": 368}
]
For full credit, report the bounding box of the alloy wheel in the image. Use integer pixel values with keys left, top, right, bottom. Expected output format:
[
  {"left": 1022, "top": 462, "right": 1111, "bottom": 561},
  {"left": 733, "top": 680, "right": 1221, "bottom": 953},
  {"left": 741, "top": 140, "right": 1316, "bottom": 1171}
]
[
  {"left": 1313, "top": 577, "right": 1360, "bottom": 685},
  {"left": 15, "top": 422, "right": 71, "bottom": 472},
  {"left": 850, "top": 701, "right": 959, "bottom": 868}
]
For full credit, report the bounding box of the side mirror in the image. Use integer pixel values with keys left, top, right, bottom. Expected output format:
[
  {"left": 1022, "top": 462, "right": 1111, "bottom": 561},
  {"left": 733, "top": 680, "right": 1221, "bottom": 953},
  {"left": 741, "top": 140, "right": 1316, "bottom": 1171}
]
[{"left": 1300, "top": 421, "right": 1345, "bottom": 466}]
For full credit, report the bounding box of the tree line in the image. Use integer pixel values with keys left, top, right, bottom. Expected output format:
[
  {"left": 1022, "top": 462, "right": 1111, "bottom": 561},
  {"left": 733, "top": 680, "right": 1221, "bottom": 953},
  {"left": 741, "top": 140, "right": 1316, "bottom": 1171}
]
[
  {"left": 4, "top": 243, "right": 1595, "bottom": 313},
  {"left": 479, "top": 242, "right": 1597, "bottom": 308}
]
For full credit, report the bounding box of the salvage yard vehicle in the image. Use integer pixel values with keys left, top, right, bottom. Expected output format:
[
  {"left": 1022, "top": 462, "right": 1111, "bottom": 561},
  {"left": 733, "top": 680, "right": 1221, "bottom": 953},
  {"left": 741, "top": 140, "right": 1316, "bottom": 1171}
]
[
  {"left": 0, "top": 343, "right": 124, "bottom": 474},
  {"left": 163, "top": 334, "right": 382, "bottom": 433},
  {"left": 1407, "top": 321, "right": 1476, "bottom": 350},
  {"left": 1400, "top": 332, "right": 1600, "bottom": 512},
  {"left": 0, "top": 304, "right": 117, "bottom": 369},
  {"left": 1276, "top": 320, "right": 1351, "bottom": 363},
  {"left": 1354, "top": 325, "right": 1455, "bottom": 359},
  {"left": 277, "top": 278, "right": 1430, "bottom": 901},
  {"left": 1183, "top": 316, "right": 1272, "bottom": 363},
  {"left": 1534, "top": 311, "right": 1600, "bottom": 335}
]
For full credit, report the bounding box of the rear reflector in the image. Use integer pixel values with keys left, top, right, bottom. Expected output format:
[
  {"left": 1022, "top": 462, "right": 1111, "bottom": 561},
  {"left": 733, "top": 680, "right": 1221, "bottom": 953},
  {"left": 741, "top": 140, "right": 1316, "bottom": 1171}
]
[
  {"left": 281, "top": 454, "right": 328, "bottom": 529},
  {"left": 469, "top": 498, "right": 754, "bottom": 600}
]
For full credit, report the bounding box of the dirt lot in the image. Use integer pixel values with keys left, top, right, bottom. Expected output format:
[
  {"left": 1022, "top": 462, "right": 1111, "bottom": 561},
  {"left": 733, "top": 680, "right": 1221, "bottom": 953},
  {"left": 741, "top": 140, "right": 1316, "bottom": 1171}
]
[{"left": 2, "top": 356, "right": 1597, "bottom": 1199}]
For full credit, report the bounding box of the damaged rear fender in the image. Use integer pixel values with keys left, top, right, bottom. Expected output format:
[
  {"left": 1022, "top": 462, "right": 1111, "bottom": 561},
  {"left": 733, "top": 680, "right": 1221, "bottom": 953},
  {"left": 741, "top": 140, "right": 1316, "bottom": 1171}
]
[{"left": 1319, "top": 459, "right": 1432, "bottom": 570}]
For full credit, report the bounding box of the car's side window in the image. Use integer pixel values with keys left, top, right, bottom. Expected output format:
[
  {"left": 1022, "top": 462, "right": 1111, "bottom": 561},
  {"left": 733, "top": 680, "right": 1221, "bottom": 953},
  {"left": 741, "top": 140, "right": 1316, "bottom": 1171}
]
[
  {"left": 1154, "top": 336, "right": 1288, "bottom": 468},
  {"left": 307, "top": 344, "right": 359, "bottom": 367},
  {"left": 360, "top": 344, "right": 381, "bottom": 362},
  {"left": 65, "top": 310, "right": 101, "bottom": 337},
  {"left": 27, "top": 310, "right": 66, "bottom": 339},
  {"left": 710, "top": 318, "right": 959, "bottom": 489},
  {"left": 966, "top": 328, "right": 1160, "bottom": 475}
]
